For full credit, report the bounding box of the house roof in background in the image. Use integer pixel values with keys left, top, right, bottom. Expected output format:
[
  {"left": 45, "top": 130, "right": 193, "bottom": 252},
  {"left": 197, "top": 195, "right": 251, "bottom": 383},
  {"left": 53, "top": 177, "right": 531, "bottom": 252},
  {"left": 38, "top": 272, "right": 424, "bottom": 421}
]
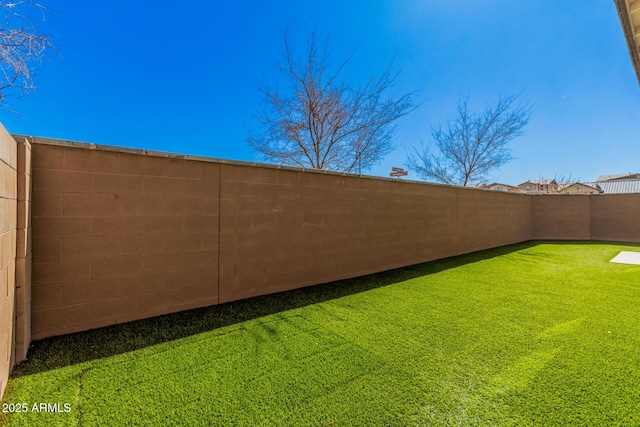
[
  {"left": 614, "top": 0, "right": 640, "bottom": 84},
  {"left": 558, "top": 182, "right": 600, "bottom": 191},
  {"left": 519, "top": 179, "right": 557, "bottom": 186},
  {"left": 597, "top": 172, "right": 640, "bottom": 181},
  {"left": 586, "top": 179, "right": 640, "bottom": 194},
  {"left": 487, "top": 182, "right": 519, "bottom": 189}
]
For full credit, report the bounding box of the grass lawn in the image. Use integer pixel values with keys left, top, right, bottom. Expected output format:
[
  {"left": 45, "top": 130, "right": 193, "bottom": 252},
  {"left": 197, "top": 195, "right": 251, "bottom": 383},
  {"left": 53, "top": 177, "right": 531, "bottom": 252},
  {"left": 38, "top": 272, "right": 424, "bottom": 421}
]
[{"left": 2, "top": 241, "right": 640, "bottom": 426}]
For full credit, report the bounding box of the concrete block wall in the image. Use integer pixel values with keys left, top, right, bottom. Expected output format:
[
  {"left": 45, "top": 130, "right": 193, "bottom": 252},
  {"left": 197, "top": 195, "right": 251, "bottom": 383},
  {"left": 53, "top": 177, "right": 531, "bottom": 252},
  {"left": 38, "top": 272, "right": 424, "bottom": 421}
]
[
  {"left": 532, "top": 194, "right": 640, "bottom": 242},
  {"left": 0, "top": 125, "right": 17, "bottom": 399},
  {"left": 25, "top": 138, "right": 640, "bottom": 337},
  {"left": 30, "top": 140, "right": 219, "bottom": 339},
  {"left": 532, "top": 195, "right": 591, "bottom": 240},
  {"left": 591, "top": 194, "right": 640, "bottom": 242},
  {"left": 218, "top": 164, "right": 462, "bottom": 302},
  {"left": 0, "top": 133, "right": 637, "bottom": 398},
  {"left": 14, "top": 137, "right": 31, "bottom": 363},
  {"left": 457, "top": 188, "right": 532, "bottom": 254},
  {"left": 218, "top": 165, "right": 534, "bottom": 302}
]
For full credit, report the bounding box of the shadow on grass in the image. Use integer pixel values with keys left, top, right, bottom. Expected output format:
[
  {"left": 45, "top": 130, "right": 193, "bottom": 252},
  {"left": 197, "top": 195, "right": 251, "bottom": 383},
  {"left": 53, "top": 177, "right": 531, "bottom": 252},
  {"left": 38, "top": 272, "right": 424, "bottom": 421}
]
[{"left": 14, "top": 240, "right": 637, "bottom": 377}]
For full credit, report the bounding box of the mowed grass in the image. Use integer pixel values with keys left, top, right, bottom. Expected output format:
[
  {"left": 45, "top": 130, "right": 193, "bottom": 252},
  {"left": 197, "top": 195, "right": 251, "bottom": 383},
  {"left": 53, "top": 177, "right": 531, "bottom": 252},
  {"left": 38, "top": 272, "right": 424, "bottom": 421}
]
[{"left": 2, "top": 242, "right": 640, "bottom": 426}]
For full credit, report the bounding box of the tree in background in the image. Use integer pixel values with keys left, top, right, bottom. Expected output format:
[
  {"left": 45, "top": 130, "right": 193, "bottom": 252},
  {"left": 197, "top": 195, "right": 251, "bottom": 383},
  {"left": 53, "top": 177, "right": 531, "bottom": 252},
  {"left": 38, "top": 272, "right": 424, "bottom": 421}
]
[
  {"left": 407, "top": 93, "right": 532, "bottom": 186},
  {"left": 0, "top": 1, "right": 51, "bottom": 106},
  {"left": 248, "top": 30, "right": 415, "bottom": 173}
]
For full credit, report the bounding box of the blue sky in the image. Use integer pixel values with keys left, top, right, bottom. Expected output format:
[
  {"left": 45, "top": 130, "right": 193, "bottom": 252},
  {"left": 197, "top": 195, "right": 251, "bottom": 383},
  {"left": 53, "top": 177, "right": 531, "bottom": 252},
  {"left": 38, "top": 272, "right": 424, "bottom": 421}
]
[{"left": 2, "top": 0, "right": 639, "bottom": 184}]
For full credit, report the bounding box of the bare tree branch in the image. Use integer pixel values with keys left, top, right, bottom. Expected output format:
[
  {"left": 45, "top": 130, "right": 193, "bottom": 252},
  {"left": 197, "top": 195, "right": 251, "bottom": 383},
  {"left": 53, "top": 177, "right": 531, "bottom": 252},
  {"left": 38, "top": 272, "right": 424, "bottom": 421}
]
[
  {"left": 407, "top": 93, "right": 532, "bottom": 186},
  {"left": 0, "top": 0, "right": 52, "bottom": 107},
  {"left": 247, "top": 29, "right": 416, "bottom": 173}
]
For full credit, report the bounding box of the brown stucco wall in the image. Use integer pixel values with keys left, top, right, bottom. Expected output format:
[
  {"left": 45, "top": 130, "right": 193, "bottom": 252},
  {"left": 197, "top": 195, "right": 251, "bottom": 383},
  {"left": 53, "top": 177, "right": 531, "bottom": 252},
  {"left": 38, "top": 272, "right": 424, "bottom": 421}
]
[
  {"left": 0, "top": 125, "right": 17, "bottom": 399},
  {"left": 30, "top": 140, "right": 219, "bottom": 340}
]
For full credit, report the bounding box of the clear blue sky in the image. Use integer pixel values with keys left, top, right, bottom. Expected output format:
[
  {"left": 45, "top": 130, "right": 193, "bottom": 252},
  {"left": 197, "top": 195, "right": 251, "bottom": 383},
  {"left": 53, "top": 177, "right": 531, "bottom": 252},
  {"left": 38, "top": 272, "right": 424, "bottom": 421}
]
[{"left": 2, "top": 0, "right": 639, "bottom": 185}]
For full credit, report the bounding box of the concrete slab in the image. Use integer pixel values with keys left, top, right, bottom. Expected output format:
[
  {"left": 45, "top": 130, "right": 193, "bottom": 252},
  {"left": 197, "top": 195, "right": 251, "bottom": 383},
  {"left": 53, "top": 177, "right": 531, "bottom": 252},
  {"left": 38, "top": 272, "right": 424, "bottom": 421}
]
[{"left": 610, "top": 251, "right": 640, "bottom": 265}]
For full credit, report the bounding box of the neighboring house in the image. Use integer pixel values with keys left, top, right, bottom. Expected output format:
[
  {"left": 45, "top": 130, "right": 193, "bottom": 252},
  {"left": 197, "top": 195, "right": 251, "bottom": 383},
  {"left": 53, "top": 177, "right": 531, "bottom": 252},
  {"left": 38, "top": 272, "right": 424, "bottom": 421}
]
[
  {"left": 518, "top": 179, "right": 558, "bottom": 194},
  {"left": 583, "top": 179, "right": 640, "bottom": 194},
  {"left": 589, "top": 173, "right": 640, "bottom": 193},
  {"left": 596, "top": 172, "right": 640, "bottom": 181},
  {"left": 614, "top": 0, "right": 640, "bottom": 85},
  {"left": 471, "top": 183, "right": 490, "bottom": 189},
  {"left": 486, "top": 182, "right": 520, "bottom": 192},
  {"left": 557, "top": 182, "right": 602, "bottom": 195}
]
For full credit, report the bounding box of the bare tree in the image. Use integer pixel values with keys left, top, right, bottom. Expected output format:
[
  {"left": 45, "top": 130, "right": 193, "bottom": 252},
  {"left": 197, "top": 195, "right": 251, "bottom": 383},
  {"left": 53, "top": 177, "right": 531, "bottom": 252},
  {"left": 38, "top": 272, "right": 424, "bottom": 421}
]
[
  {"left": 0, "top": 0, "right": 51, "bottom": 105},
  {"left": 407, "top": 93, "right": 532, "bottom": 186},
  {"left": 247, "top": 30, "right": 415, "bottom": 173}
]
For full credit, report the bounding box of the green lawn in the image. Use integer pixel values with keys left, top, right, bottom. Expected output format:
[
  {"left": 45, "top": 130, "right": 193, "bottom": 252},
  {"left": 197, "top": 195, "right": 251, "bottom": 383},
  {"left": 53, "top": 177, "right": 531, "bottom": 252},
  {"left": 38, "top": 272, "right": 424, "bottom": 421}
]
[{"left": 2, "top": 242, "right": 640, "bottom": 426}]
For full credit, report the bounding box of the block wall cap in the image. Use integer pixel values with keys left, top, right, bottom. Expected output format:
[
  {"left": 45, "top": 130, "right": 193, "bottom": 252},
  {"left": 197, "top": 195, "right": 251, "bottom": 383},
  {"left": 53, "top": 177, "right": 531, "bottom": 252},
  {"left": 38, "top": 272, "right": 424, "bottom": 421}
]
[{"left": 15, "top": 133, "right": 497, "bottom": 192}]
